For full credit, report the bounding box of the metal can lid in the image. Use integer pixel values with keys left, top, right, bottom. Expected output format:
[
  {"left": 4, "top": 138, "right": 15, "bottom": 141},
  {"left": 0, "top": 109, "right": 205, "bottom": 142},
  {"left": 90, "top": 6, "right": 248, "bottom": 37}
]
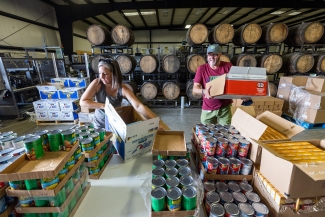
[
  {"left": 223, "top": 124, "right": 232, "bottom": 129},
  {"left": 62, "top": 129, "right": 76, "bottom": 135},
  {"left": 239, "top": 182, "right": 253, "bottom": 192},
  {"left": 80, "top": 137, "right": 93, "bottom": 145},
  {"left": 165, "top": 167, "right": 178, "bottom": 176},
  {"left": 165, "top": 160, "right": 176, "bottom": 168},
  {"left": 24, "top": 136, "right": 41, "bottom": 143},
  {"left": 180, "top": 175, "right": 194, "bottom": 186},
  {"left": 0, "top": 137, "right": 13, "bottom": 142},
  {"left": 215, "top": 124, "right": 224, "bottom": 129},
  {"left": 214, "top": 133, "right": 224, "bottom": 138},
  {"left": 210, "top": 202, "right": 225, "bottom": 216},
  {"left": 252, "top": 202, "right": 269, "bottom": 215},
  {"left": 234, "top": 134, "right": 244, "bottom": 139},
  {"left": 75, "top": 130, "right": 82, "bottom": 134},
  {"left": 48, "top": 129, "right": 62, "bottom": 135},
  {"left": 224, "top": 202, "right": 240, "bottom": 215},
  {"left": 217, "top": 137, "right": 228, "bottom": 143},
  {"left": 152, "top": 176, "right": 166, "bottom": 187},
  {"left": 240, "top": 158, "right": 253, "bottom": 166},
  {"left": 84, "top": 123, "right": 93, "bottom": 127},
  {"left": 153, "top": 160, "right": 165, "bottom": 168},
  {"left": 34, "top": 130, "right": 49, "bottom": 136},
  {"left": 219, "top": 191, "right": 233, "bottom": 203},
  {"left": 216, "top": 182, "right": 228, "bottom": 192},
  {"left": 245, "top": 192, "right": 260, "bottom": 203},
  {"left": 206, "top": 123, "right": 215, "bottom": 128},
  {"left": 207, "top": 157, "right": 218, "bottom": 165},
  {"left": 204, "top": 182, "right": 216, "bottom": 192},
  {"left": 80, "top": 132, "right": 90, "bottom": 137},
  {"left": 166, "top": 176, "right": 179, "bottom": 187},
  {"left": 182, "top": 186, "right": 196, "bottom": 198},
  {"left": 178, "top": 166, "right": 191, "bottom": 176},
  {"left": 153, "top": 167, "right": 165, "bottom": 176},
  {"left": 285, "top": 198, "right": 295, "bottom": 204},
  {"left": 167, "top": 187, "right": 182, "bottom": 200},
  {"left": 219, "top": 128, "right": 228, "bottom": 134},
  {"left": 176, "top": 159, "right": 188, "bottom": 167},
  {"left": 229, "top": 128, "right": 238, "bottom": 134},
  {"left": 24, "top": 134, "right": 34, "bottom": 139},
  {"left": 303, "top": 199, "right": 313, "bottom": 205},
  {"left": 228, "top": 138, "right": 239, "bottom": 144},
  {"left": 9, "top": 155, "right": 20, "bottom": 163},
  {"left": 10, "top": 148, "right": 25, "bottom": 156},
  {"left": 151, "top": 186, "right": 166, "bottom": 199},
  {"left": 95, "top": 128, "right": 105, "bottom": 133},
  {"left": 207, "top": 191, "right": 220, "bottom": 203},
  {"left": 12, "top": 136, "right": 25, "bottom": 142},
  {"left": 207, "top": 137, "right": 217, "bottom": 143},
  {"left": 196, "top": 123, "right": 205, "bottom": 127},
  {"left": 90, "top": 132, "right": 100, "bottom": 138},
  {"left": 232, "top": 192, "right": 247, "bottom": 203},
  {"left": 238, "top": 203, "right": 255, "bottom": 215},
  {"left": 217, "top": 157, "right": 230, "bottom": 165},
  {"left": 238, "top": 138, "right": 250, "bottom": 144},
  {"left": 1, "top": 131, "right": 13, "bottom": 137},
  {"left": 78, "top": 126, "right": 88, "bottom": 131},
  {"left": 228, "top": 182, "right": 241, "bottom": 192},
  {"left": 229, "top": 158, "right": 241, "bottom": 165},
  {"left": 0, "top": 155, "right": 12, "bottom": 164},
  {"left": 0, "top": 148, "right": 14, "bottom": 156}
]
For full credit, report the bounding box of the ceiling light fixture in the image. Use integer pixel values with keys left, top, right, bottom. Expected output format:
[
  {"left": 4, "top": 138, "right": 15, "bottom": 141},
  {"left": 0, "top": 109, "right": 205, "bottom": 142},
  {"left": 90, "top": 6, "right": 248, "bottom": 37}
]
[
  {"left": 124, "top": 11, "right": 156, "bottom": 17},
  {"left": 270, "top": 11, "right": 286, "bottom": 15},
  {"left": 194, "top": 8, "right": 203, "bottom": 15},
  {"left": 162, "top": 9, "right": 169, "bottom": 17},
  {"left": 288, "top": 11, "right": 302, "bottom": 15},
  {"left": 185, "top": 25, "right": 191, "bottom": 28}
]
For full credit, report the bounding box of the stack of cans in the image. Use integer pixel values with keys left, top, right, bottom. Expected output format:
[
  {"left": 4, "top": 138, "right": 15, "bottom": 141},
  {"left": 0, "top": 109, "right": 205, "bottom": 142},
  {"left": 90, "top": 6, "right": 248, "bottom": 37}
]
[
  {"left": 195, "top": 123, "right": 253, "bottom": 176},
  {"left": 203, "top": 180, "right": 269, "bottom": 216},
  {"left": 151, "top": 158, "right": 198, "bottom": 212}
]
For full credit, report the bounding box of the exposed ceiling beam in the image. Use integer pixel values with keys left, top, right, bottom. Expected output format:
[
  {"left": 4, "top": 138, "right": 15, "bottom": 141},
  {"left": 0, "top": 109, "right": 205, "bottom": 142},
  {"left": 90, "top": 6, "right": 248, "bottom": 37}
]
[
  {"left": 182, "top": 8, "right": 193, "bottom": 27},
  {"left": 156, "top": 9, "right": 160, "bottom": 27},
  {"left": 230, "top": 8, "right": 258, "bottom": 24},
  {"left": 102, "top": 14, "right": 117, "bottom": 25},
  {"left": 285, "top": 10, "right": 324, "bottom": 26},
  {"left": 170, "top": 9, "right": 175, "bottom": 26},
  {"left": 287, "top": 15, "right": 325, "bottom": 27},
  {"left": 62, "top": 0, "right": 74, "bottom": 5},
  {"left": 215, "top": 7, "right": 242, "bottom": 25},
  {"left": 203, "top": 8, "right": 223, "bottom": 24},
  {"left": 39, "top": 0, "right": 58, "bottom": 8},
  {"left": 83, "top": 0, "right": 93, "bottom": 3},
  {"left": 138, "top": 9, "right": 148, "bottom": 27},
  {"left": 196, "top": 8, "right": 211, "bottom": 23},
  {"left": 92, "top": 16, "right": 111, "bottom": 29},
  {"left": 237, "top": 8, "right": 279, "bottom": 26},
  {"left": 118, "top": 11, "right": 135, "bottom": 28},
  {"left": 259, "top": 9, "right": 315, "bottom": 26},
  {"left": 256, "top": 9, "right": 295, "bottom": 25},
  {"left": 82, "top": 19, "right": 93, "bottom": 25}
]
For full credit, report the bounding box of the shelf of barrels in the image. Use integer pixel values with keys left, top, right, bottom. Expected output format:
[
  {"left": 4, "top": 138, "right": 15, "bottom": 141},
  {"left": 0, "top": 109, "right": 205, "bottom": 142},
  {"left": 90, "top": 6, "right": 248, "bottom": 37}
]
[{"left": 84, "top": 21, "right": 325, "bottom": 109}]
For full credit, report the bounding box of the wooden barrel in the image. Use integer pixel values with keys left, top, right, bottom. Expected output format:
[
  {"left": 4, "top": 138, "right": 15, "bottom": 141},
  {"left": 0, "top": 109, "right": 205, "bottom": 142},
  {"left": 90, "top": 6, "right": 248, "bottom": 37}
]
[
  {"left": 186, "top": 24, "right": 208, "bottom": 46},
  {"left": 231, "top": 54, "right": 257, "bottom": 67},
  {"left": 115, "top": 54, "right": 136, "bottom": 74},
  {"left": 90, "top": 54, "right": 112, "bottom": 74},
  {"left": 162, "top": 82, "right": 180, "bottom": 100},
  {"left": 317, "top": 29, "right": 325, "bottom": 43},
  {"left": 232, "top": 23, "right": 262, "bottom": 46},
  {"left": 123, "top": 81, "right": 138, "bottom": 94},
  {"left": 281, "top": 53, "right": 314, "bottom": 73},
  {"left": 186, "top": 80, "right": 202, "bottom": 100},
  {"left": 311, "top": 54, "right": 325, "bottom": 73},
  {"left": 220, "top": 54, "right": 231, "bottom": 63},
  {"left": 284, "top": 22, "right": 324, "bottom": 46},
  {"left": 111, "top": 24, "right": 135, "bottom": 47},
  {"left": 162, "top": 54, "right": 180, "bottom": 73},
  {"left": 140, "top": 82, "right": 159, "bottom": 100},
  {"left": 86, "top": 24, "right": 113, "bottom": 46},
  {"left": 257, "top": 23, "right": 288, "bottom": 44},
  {"left": 187, "top": 54, "right": 206, "bottom": 74},
  {"left": 139, "top": 54, "right": 159, "bottom": 73},
  {"left": 269, "top": 82, "right": 277, "bottom": 97},
  {"left": 256, "top": 54, "right": 282, "bottom": 74},
  {"left": 208, "top": 24, "right": 234, "bottom": 45}
]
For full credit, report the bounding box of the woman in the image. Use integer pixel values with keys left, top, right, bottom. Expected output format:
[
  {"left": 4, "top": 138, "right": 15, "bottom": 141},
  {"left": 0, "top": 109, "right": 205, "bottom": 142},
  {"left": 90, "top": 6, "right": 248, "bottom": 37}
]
[{"left": 80, "top": 58, "right": 162, "bottom": 129}]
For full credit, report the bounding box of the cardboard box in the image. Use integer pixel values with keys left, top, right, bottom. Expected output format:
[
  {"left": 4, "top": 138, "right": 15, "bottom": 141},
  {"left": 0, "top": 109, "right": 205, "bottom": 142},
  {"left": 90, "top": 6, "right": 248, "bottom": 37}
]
[
  {"left": 207, "top": 66, "right": 268, "bottom": 99},
  {"left": 306, "top": 77, "right": 325, "bottom": 92},
  {"left": 36, "top": 85, "right": 60, "bottom": 99},
  {"left": 303, "top": 109, "right": 325, "bottom": 123},
  {"left": 231, "top": 109, "right": 304, "bottom": 165},
  {"left": 78, "top": 112, "right": 95, "bottom": 123},
  {"left": 303, "top": 90, "right": 325, "bottom": 110},
  {"left": 253, "top": 172, "right": 325, "bottom": 217},
  {"left": 68, "top": 78, "right": 87, "bottom": 88},
  {"left": 105, "top": 101, "right": 160, "bottom": 162},
  {"left": 50, "top": 78, "right": 69, "bottom": 87},
  {"left": 0, "top": 142, "right": 79, "bottom": 181},
  {"left": 35, "top": 111, "right": 49, "bottom": 120},
  {"left": 59, "top": 99, "right": 79, "bottom": 111},
  {"left": 276, "top": 87, "right": 291, "bottom": 101},
  {"left": 231, "top": 106, "right": 256, "bottom": 117},
  {"left": 278, "top": 76, "right": 308, "bottom": 88},
  {"left": 58, "top": 87, "right": 84, "bottom": 99},
  {"left": 33, "top": 100, "right": 47, "bottom": 112},
  {"left": 152, "top": 131, "right": 186, "bottom": 156},
  {"left": 151, "top": 210, "right": 195, "bottom": 217},
  {"left": 46, "top": 99, "right": 61, "bottom": 111},
  {"left": 232, "top": 99, "right": 244, "bottom": 106},
  {"left": 270, "top": 111, "right": 282, "bottom": 116},
  {"left": 59, "top": 111, "right": 79, "bottom": 120},
  {"left": 257, "top": 139, "right": 325, "bottom": 198},
  {"left": 48, "top": 111, "right": 60, "bottom": 120}
]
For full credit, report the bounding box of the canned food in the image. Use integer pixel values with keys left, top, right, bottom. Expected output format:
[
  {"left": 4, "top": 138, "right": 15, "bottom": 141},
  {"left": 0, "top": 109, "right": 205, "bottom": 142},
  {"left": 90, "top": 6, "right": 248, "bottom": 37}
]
[
  {"left": 0, "top": 148, "right": 14, "bottom": 156},
  {"left": 216, "top": 138, "right": 228, "bottom": 157},
  {"left": 233, "top": 134, "right": 245, "bottom": 140},
  {"left": 0, "top": 155, "right": 13, "bottom": 164},
  {"left": 166, "top": 176, "right": 180, "bottom": 189},
  {"left": 66, "top": 156, "right": 76, "bottom": 171},
  {"left": 182, "top": 186, "right": 197, "bottom": 210},
  {"left": 11, "top": 136, "right": 25, "bottom": 149},
  {"left": 79, "top": 132, "right": 90, "bottom": 138},
  {"left": 78, "top": 126, "right": 88, "bottom": 132},
  {"left": 195, "top": 123, "right": 205, "bottom": 135},
  {"left": 34, "top": 130, "right": 50, "bottom": 152},
  {"left": 85, "top": 154, "right": 98, "bottom": 163},
  {"left": 24, "top": 179, "right": 39, "bottom": 190},
  {"left": 24, "top": 136, "right": 44, "bottom": 160},
  {"left": 58, "top": 165, "right": 68, "bottom": 181},
  {"left": 18, "top": 196, "right": 34, "bottom": 207},
  {"left": 219, "top": 191, "right": 234, "bottom": 205},
  {"left": 61, "top": 129, "right": 77, "bottom": 151},
  {"left": 95, "top": 128, "right": 106, "bottom": 141},
  {"left": 0, "top": 137, "right": 13, "bottom": 149},
  {"left": 238, "top": 138, "right": 250, "bottom": 158},
  {"left": 228, "top": 128, "right": 238, "bottom": 135},
  {"left": 224, "top": 202, "right": 240, "bottom": 216},
  {"left": 9, "top": 180, "right": 24, "bottom": 190},
  {"left": 199, "top": 146, "right": 208, "bottom": 165},
  {"left": 217, "top": 157, "right": 229, "bottom": 174},
  {"left": 238, "top": 202, "right": 255, "bottom": 216},
  {"left": 176, "top": 159, "right": 188, "bottom": 168},
  {"left": 167, "top": 187, "right": 182, "bottom": 211},
  {"left": 165, "top": 160, "right": 176, "bottom": 168},
  {"left": 165, "top": 167, "right": 178, "bottom": 178},
  {"left": 24, "top": 134, "right": 34, "bottom": 139},
  {"left": 252, "top": 202, "right": 269, "bottom": 216},
  {"left": 232, "top": 192, "right": 247, "bottom": 205},
  {"left": 206, "top": 191, "right": 220, "bottom": 213},
  {"left": 216, "top": 182, "right": 228, "bottom": 193},
  {"left": 204, "top": 182, "right": 216, "bottom": 199},
  {"left": 74, "top": 146, "right": 82, "bottom": 161},
  {"left": 1, "top": 132, "right": 13, "bottom": 138},
  {"left": 300, "top": 199, "right": 314, "bottom": 210},
  {"left": 179, "top": 175, "right": 194, "bottom": 188},
  {"left": 97, "top": 149, "right": 104, "bottom": 158},
  {"left": 210, "top": 202, "right": 225, "bottom": 217},
  {"left": 228, "top": 182, "right": 241, "bottom": 193},
  {"left": 206, "top": 123, "right": 215, "bottom": 128},
  {"left": 240, "top": 158, "right": 253, "bottom": 175},
  {"left": 202, "top": 133, "right": 212, "bottom": 145},
  {"left": 197, "top": 127, "right": 209, "bottom": 140},
  {"left": 227, "top": 138, "right": 239, "bottom": 158},
  {"left": 239, "top": 182, "right": 253, "bottom": 194},
  {"left": 89, "top": 166, "right": 100, "bottom": 175},
  {"left": 48, "top": 129, "right": 62, "bottom": 152},
  {"left": 219, "top": 128, "right": 228, "bottom": 134},
  {"left": 228, "top": 158, "right": 241, "bottom": 175},
  {"left": 157, "top": 155, "right": 167, "bottom": 161},
  {"left": 245, "top": 192, "right": 260, "bottom": 205},
  {"left": 41, "top": 176, "right": 59, "bottom": 190},
  {"left": 10, "top": 148, "right": 25, "bottom": 156},
  {"left": 152, "top": 176, "right": 166, "bottom": 189},
  {"left": 207, "top": 157, "right": 219, "bottom": 174},
  {"left": 151, "top": 187, "right": 166, "bottom": 212},
  {"left": 178, "top": 166, "right": 191, "bottom": 177},
  {"left": 152, "top": 167, "right": 165, "bottom": 179},
  {"left": 206, "top": 137, "right": 217, "bottom": 156},
  {"left": 80, "top": 138, "right": 94, "bottom": 153},
  {"left": 74, "top": 130, "right": 82, "bottom": 137},
  {"left": 84, "top": 122, "right": 94, "bottom": 128},
  {"left": 90, "top": 132, "right": 100, "bottom": 147},
  {"left": 35, "top": 199, "right": 48, "bottom": 207}
]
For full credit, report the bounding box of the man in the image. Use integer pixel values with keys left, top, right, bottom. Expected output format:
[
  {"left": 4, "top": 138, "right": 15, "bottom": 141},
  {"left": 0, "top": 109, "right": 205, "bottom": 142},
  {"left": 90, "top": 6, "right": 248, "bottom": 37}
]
[{"left": 193, "top": 44, "right": 233, "bottom": 125}]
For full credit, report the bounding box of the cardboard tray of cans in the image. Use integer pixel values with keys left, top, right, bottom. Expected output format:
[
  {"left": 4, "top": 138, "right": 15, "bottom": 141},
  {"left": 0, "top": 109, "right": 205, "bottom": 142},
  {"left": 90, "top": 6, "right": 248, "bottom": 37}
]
[
  {"left": 82, "top": 132, "right": 112, "bottom": 158},
  {"left": 69, "top": 183, "right": 91, "bottom": 216},
  {"left": 152, "top": 131, "right": 187, "bottom": 156},
  {"left": 0, "top": 141, "right": 80, "bottom": 181},
  {"left": 0, "top": 184, "right": 8, "bottom": 198},
  {"left": 151, "top": 210, "right": 195, "bottom": 217},
  {"left": 0, "top": 202, "right": 16, "bottom": 217},
  {"left": 89, "top": 153, "right": 113, "bottom": 180},
  {"left": 6, "top": 156, "right": 85, "bottom": 197},
  {"left": 15, "top": 171, "right": 87, "bottom": 213},
  {"left": 84, "top": 143, "right": 112, "bottom": 167}
]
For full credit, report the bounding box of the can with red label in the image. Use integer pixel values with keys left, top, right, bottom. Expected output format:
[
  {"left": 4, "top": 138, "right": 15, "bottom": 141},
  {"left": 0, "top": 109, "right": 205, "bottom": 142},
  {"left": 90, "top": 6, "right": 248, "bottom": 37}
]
[
  {"left": 201, "top": 133, "right": 212, "bottom": 146},
  {"left": 219, "top": 192, "right": 234, "bottom": 205},
  {"left": 245, "top": 192, "right": 260, "bottom": 205},
  {"left": 240, "top": 158, "right": 253, "bottom": 175},
  {"left": 228, "top": 158, "right": 241, "bottom": 175},
  {"left": 232, "top": 192, "right": 247, "bottom": 205},
  {"left": 228, "top": 182, "right": 241, "bottom": 193},
  {"left": 239, "top": 182, "right": 253, "bottom": 194},
  {"left": 252, "top": 202, "right": 269, "bottom": 217},
  {"left": 205, "top": 191, "right": 220, "bottom": 214},
  {"left": 204, "top": 182, "right": 216, "bottom": 200},
  {"left": 213, "top": 133, "right": 224, "bottom": 139},
  {"left": 238, "top": 203, "right": 254, "bottom": 216},
  {"left": 199, "top": 146, "right": 208, "bottom": 167},
  {"left": 205, "top": 137, "right": 217, "bottom": 156},
  {"left": 198, "top": 127, "right": 209, "bottom": 140},
  {"left": 207, "top": 157, "right": 219, "bottom": 174},
  {"left": 219, "top": 128, "right": 228, "bottom": 134},
  {"left": 238, "top": 138, "right": 251, "bottom": 158},
  {"left": 210, "top": 202, "right": 225, "bottom": 217},
  {"left": 228, "top": 128, "right": 239, "bottom": 135},
  {"left": 196, "top": 123, "right": 205, "bottom": 135},
  {"left": 226, "top": 138, "right": 239, "bottom": 158},
  {"left": 234, "top": 134, "right": 245, "bottom": 140},
  {"left": 300, "top": 199, "right": 314, "bottom": 210},
  {"left": 215, "top": 182, "right": 228, "bottom": 193},
  {"left": 224, "top": 202, "right": 240, "bottom": 217},
  {"left": 217, "top": 157, "right": 229, "bottom": 174},
  {"left": 215, "top": 138, "right": 228, "bottom": 157}
]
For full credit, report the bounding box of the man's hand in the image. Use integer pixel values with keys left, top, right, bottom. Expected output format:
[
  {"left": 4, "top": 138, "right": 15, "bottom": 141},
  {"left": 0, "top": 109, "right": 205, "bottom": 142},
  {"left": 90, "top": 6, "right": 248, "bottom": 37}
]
[{"left": 203, "top": 86, "right": 212, "bottom": 99}]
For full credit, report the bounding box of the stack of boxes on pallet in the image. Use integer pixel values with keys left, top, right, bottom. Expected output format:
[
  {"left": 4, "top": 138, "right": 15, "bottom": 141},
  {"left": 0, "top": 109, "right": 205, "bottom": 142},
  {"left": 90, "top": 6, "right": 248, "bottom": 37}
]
[{"left": 33, "top": 77, "right": 87, "bottom": 123}]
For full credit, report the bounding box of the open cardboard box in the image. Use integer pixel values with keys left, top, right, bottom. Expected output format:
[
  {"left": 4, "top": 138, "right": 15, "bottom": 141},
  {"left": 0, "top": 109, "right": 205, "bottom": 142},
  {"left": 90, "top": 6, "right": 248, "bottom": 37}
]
[
  {"left": 152, "top": 131, "right": 186, "bottom": 156},
  {"left": 231, "top": 106, "right": 256, "bottom": 117},
  {"left": 0, "top": 142, "right": 79, "bottom": 181},
  {"left": 231, "top": 109, "right": 305, "bottom": 165},
  {"left": 256, "top": 139, "right": 325, "bottom": 198},
  {"left": 105, "top": 100, "right": 160, "bottom": 162}
]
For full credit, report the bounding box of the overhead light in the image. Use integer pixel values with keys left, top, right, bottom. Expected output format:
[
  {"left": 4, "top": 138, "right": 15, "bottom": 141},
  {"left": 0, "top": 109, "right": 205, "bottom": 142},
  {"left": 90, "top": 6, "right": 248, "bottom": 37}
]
[
  {"left": 271, "top": 11, "right": 286, "bottom": 15},
  {"left": 185, "top": 25, "right": 191, "bottom": 28},
  {"left": 222, "top": 7, "right": 235, "bottom": 15},
  {"left": 288, "top": 11, "right": 302, "bottom": 15},
  {"left": 162, "top": 9, "right": 169, "bottom": 17},
  {"left": 124, "top": 11, "right": 156, "bottom": 17},
  {"left": 231, "top": 24, "right": 233, "bottom": 26},
  {"left": 194, "top": 8, "right": 203, "bottom": 15}
]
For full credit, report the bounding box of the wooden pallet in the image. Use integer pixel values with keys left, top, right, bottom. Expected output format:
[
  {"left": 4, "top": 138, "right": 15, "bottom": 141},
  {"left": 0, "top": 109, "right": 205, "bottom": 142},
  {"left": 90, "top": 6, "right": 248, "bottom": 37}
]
[
  {"left": 281, "top": 114, "right": 325, "bottom": 129},
  {"left": 36, "top": 119, "right": 79, "bottom": 125}
]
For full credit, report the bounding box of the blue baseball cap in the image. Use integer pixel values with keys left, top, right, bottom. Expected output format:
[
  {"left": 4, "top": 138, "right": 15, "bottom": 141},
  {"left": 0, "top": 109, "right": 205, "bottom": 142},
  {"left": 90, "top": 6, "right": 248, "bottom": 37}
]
[{"left": 207, "top": 44, "right": 223, "bottom": 54}]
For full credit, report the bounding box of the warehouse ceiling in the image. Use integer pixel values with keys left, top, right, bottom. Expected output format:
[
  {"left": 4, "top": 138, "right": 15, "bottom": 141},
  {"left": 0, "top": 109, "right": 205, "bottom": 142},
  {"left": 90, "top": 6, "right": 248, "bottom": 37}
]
[{"left": 41, "top": 0, "right": 325, "bottom": 30}]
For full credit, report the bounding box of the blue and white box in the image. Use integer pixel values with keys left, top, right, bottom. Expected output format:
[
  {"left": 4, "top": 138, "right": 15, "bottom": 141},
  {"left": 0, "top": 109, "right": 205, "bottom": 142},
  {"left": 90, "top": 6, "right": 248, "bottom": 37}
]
[
  {"left": 33, "top": 100, "right": 47, "bottom": 112},
  {"left": 36, "top": 85, "right": 60, "bottom": 99},
  {"left": 50, "top": 78, "right": 69, "bottom": 87},
  {"left": 36, "top": 111, "right": 49, "bottom": 120},
  {"left": 58, "top": 88, "right": 83, "bottom": 99},
  {"left": 60, "top": 111, "right": 79, "bottom": 120},
  {"left": 46, "top": 99, "right": 61, "bottom": 111},
  {"left": 59, "top": 99, "right": 79, "bottom": 112},
  {"left": 48, "top": 111, "right": 60, "bottom": 120},
  {"left": 68, "top": 78, "right": 87, "bottom": 88}
]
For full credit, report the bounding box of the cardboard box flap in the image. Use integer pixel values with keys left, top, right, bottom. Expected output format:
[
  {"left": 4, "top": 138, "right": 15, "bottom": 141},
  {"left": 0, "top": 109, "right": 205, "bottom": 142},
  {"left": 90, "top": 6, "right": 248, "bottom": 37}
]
[
  {"left": 251, "top": 139, "right": 288, "bottom": 159},
  {"left": 231, "top": 106, "right": 256, "bottom": 117},
  {"left": 152, "top": 131, "right": 186, "bottom": 156},
  {"left": 206, "top": 74, "right": 226, "bottom": 96},
  {"left": 231, "top": 108, "right": 267, "bottom": 140},
  {"left": 295, "top": 162, "right": 325, "bottom": 181},
  {"left": 105, "top": 99, "right": 127, "bottom": 140},
  {"left": 227, "top": 66, "right": 267, "bottom": 80},
  {"left": 256, "top": 111, "right": 305, "bottom": 138}
]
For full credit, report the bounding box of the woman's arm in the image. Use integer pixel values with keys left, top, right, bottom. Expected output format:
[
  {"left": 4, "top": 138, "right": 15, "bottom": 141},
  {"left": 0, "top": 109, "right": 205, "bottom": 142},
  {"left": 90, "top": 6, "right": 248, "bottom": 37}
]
[{"left": 80, "top": 79, "right": 104, "bottom": 109}]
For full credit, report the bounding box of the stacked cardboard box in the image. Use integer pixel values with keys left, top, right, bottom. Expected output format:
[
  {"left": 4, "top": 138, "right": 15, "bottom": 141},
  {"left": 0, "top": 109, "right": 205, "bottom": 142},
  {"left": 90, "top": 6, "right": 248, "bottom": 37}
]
[{"left": 251, "top": 96, "right": 284, "bottom": 116}]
